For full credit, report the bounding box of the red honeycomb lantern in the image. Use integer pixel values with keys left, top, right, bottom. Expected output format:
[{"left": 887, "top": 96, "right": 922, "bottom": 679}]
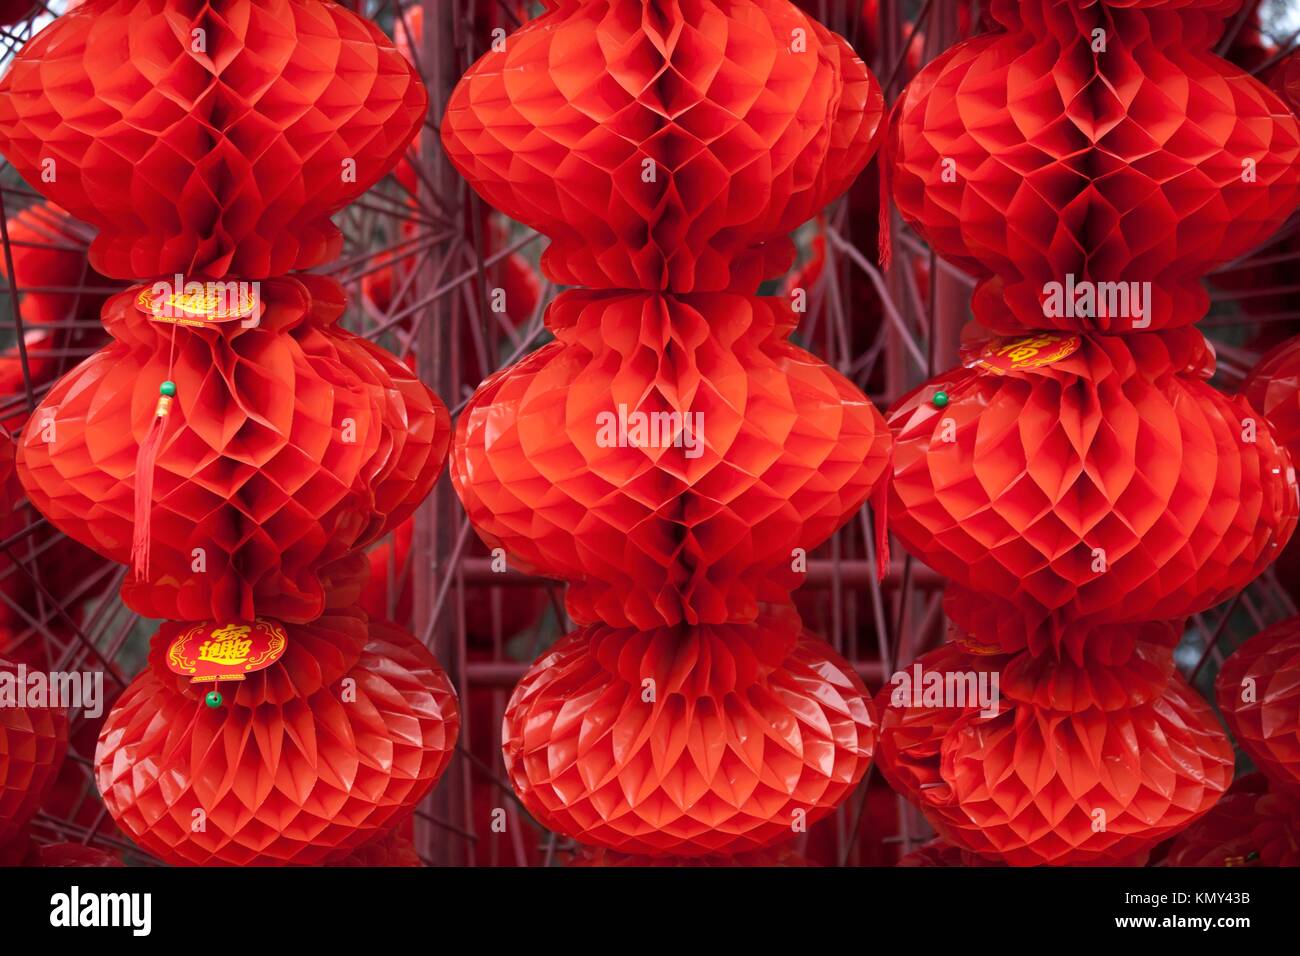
[
  {"left": 1216, "top": 615, "right": 1300, "bottom": 796},
  {"left": 874, "top": 640, "right": 1233, "bottom": 866},
  {"left": 442, "top": 0, "right": 884, "bottom": 293},
  {"left": 453, "top": 290, "right": 892, "bottom": 629},
  {"left": 503, "top": 611, "right": 875, "bottom": 857},
  {"left": 0, "top": 656, "right": 69, "bottom": 850},
  {"left": 1163, "top": 773, "right": 1300, "bottom": 867},
  {"left": 887, "top": 329, "right": 1297, "bottom": 656},
  {"left": 444, "top": 0, "right": 889, "bottom": 857},
  {"left": 887, "top": 0, "right": 1300, "bottom": 333},
  {"left": 0, "top": 0, "right": 428, "bottom": 280},
  {"left": 0, "top": 0, "right": 459, "bottom": 864},
  {"left": 1244, "top": 334, "right": 1300, "bottom": 457},
  {"left": 17, "top": 274, "right": 449, "bottom": 624},
  {"left": 96, "top": 612, "right": 459, "bottom": 866}
]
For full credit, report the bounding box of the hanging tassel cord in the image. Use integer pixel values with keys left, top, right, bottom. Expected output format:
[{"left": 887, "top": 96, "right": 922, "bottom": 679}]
[{"left": 130, "top": 322, "right": 179, "bottom": 581}]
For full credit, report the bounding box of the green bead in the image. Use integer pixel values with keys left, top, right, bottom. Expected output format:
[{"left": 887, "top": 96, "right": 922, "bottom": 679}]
[
  {"left": 932, "top": 390, "right": 950, "bottom": 408},
  {"left": 160, "top": 380, "right": 177, "bottom": 397},
  {"left": 205, "top": 690, "right": 223, "bottom": 708}
]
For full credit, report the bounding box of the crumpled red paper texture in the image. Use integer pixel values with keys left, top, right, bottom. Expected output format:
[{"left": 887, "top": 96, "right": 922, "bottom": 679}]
[
  {"left": 875, "top": 640, "right": 1233, "bottom": 866},
  {"left": 0, "top": 656, "right": 69, "bottom": 849},
  {"left": 0, "top": 0, "right": 427, "bottom": 280},
  {"left": 887, "top": 329, "right": 1297, "bottom": 655},
  {"left": 95, "top": 611, "right": 460, "bottom": 866},
  {"left": 887, "top": 0, "right": 1300, "bottom": 332},
  {"left": 503, "top": 608, "right": 875, "bottom": 857},
  {"left": 454, "top": 290, "right": 892, "bottom": 629},
  {"left": 1162, "top": 772, "right": 1300, "bottom": 867},
  {"left": 1215, "top": 615, "right": 1300, "bottom": 796},
  {"left": 17, "top": 274, "right": 450, "bottom": 623},
  {"left": 441, "top": 0, "right": 883, "bottom": 292}
]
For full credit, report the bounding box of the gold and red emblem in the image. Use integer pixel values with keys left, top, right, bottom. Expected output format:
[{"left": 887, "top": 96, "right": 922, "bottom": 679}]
[
  {"left": 135, "top": 279, "right": 260, "bottom": 327},
  {"left": 964, "top": 333, "right": 1082, "bottom": 375},
  {"left": 166, "top": 620, "right": 288, "bottom": 683}
]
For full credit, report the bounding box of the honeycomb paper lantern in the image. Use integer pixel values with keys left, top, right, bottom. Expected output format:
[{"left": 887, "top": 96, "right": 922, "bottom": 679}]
[
  {"left": 503, "top": 611, "right": 876, "bottom": 857},
  {"left": 887, "top": 328, "right": 1297, "bottom": 656},
  {"left": 95, "top": 612, "right": 459, "bottom": 866},
  {"left": 887, "top": 0, "right": 1300, "bottom": 333},
  {"left": 17, "top": 274, "right": 450, "bottom": 624},
  {"left": 1216, "top": 615, "right": 1300, "bottom": 795},
  {"left": 443, "top": 0, "right": 889, "bottom": 858},
  {"left": 0, "top": 656, "right": 69, "bottom": 849},
  {"left": 1163, "top": 773, "right": 1300, "bottom": 867},
  {"left": 442, "top": 0, "right": 885, "bottom": 293},
  {"left": 0, "top": 0, "right": 460, "bottom": 864},
  {"left": 0, "top": 0, "right": 428, "bottom": 280},
  {"left": 1244, "top": 334, "right": 1300, "bottom": 458},
  {"left": 453, "top": 290, "right": 892, "bottom": 629},
  {"left": 874, "top": 640, "right": 1234, "bottom": 866}
]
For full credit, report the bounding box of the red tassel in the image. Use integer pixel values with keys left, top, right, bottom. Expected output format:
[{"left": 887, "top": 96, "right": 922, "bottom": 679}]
[
  {"left": 131, "top": 392, "right": 172, "bottom": 581},
  {"left": 878, "top": 157, "right": 893, "bottom": 273}
]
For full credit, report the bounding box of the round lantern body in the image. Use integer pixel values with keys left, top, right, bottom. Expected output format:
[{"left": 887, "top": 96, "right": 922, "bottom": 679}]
[
  {"left": 95, "top": 611, "right": 459, "bottom": 866},
  {"left": 887, "top": 329, "right": 1297, "bottom": 656},
  {"left": 0, "top": 657, "right": 69, "bottom": 848},
  {"left": 441, "top": 0, "right": 884, "bottom": 292},
  {"left": 1163, "top": 773, "right": 1300, "bottom": 867},
  {"left": 454, "top": 290, "right": 893, "bottom": 629},
  {"left": 0, "top": 0, "right": 427, "bottom": 280},
  {"left": 1244, "top": 334, "right": 1300, "bottom": 456},
  {"left": 888, "top": 0, "right": 1300, "bottom": 332},
  {"left": 1216, "top": 616, "right": 1300, "bottom": 795},
  {"left": 503, "top": 610, "right": 876, "bottom": 857},
  {"left": 874, "top": 640, "right": 1234, "bottom": 866},
  {"left": 18, "top": 275, "right": 449, "bottom": 624}
]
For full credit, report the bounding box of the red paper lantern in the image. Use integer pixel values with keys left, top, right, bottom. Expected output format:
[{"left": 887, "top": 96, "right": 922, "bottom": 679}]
[
  {"left": 1244, "top": 334, "right": 1300, "bottom": 457},
  {"left": 887, "top": 0, "right": 1300, "bottom": 333},
  {"left": 1163, "top": 773, "right": 1300, "bottom": 867},
  {"left": 442, "top": 0, "right": 884, "bottom": 293},
  {"left": 887, "top": 329, "right": 1297, "bottom": 656},
  {"left": 17, "top": 274, "right": 449, "bottom": 623},
  {"left": 503, "top": 611, "right": 875, "bottom": 857},
  {"left": 0, "top": 656, "right": 69, "bottom": 849},
  {"left": 874, "top": 640, "right": 1233, "bottom": 865},
  {"left": 1216, "top": 615, "right": 1300, "bottom": 796},
  {"left": 96, "top": 612, "right": 459, "bottom": 866},
  {"left": 444, "top": 0, "right": 889, "bottom": 859},
  {"left": 0, "top": 0, "right": 459, "bottom": 865},
  {"left": 454, "top": 290, "right": 892, "bottom": 629},
  {"left": 0, "top": 0, "right": 427, "bottom": 280}
]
